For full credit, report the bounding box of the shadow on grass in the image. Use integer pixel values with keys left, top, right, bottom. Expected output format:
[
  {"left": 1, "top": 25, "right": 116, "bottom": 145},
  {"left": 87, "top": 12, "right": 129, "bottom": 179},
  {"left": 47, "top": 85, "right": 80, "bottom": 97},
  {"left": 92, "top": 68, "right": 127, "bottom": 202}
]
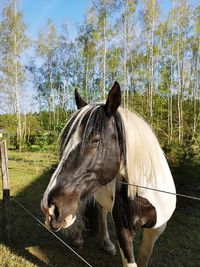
[
  {"left": 0, "top": 161, "right": 200, "bottom": 267},
  {"left": 0, "top": 167, "right": 121, "bottom": 267}
]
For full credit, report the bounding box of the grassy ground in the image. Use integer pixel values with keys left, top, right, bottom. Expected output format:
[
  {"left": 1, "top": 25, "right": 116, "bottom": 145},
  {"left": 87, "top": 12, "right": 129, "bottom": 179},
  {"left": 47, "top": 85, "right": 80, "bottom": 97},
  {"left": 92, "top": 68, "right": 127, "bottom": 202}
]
[{"left": 0, "top": 151, "right": 200, "bottom": 267}]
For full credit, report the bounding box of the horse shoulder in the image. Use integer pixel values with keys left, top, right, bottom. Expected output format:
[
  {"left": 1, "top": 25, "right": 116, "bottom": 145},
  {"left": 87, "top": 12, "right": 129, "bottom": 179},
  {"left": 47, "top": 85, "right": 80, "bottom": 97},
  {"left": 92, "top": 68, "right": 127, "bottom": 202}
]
[{"left": 93, "top": 181, "right": 116, "bottom": 212}]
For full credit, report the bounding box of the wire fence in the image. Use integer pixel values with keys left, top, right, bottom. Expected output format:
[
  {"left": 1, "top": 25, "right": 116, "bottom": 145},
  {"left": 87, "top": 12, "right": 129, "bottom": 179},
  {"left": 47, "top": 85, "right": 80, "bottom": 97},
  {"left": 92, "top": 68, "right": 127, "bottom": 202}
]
[
  {"left": 11, "top": 197, "right": 93, "bottom": 267},
  {"left": 115, "top": 181, "right": 200, "bottom": 201},
  {"left": 2, "top": 150, "right": 200, "bottom": 267},
  {"left": 5, "top": 149, "right": 200, "bottom": 202},
  {"left": 8, "top": 179, "right": 200, "bottom": 267},
  {"left": 6, "top": 157, "right": 200, "bottom": 201}
]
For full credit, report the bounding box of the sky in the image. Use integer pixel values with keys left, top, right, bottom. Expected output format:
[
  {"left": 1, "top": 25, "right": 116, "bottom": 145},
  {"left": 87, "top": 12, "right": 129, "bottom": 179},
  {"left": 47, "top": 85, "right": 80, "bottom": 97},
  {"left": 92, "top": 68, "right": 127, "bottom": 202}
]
[
  {"left": 19, "top": 0, "right": 198, "bottom": 40},
  {"left": 20, "top": 0, "right": 90, "bottom": 39},
  {"left": 20, "top": 0, "right": 157, "bottom": 40}
]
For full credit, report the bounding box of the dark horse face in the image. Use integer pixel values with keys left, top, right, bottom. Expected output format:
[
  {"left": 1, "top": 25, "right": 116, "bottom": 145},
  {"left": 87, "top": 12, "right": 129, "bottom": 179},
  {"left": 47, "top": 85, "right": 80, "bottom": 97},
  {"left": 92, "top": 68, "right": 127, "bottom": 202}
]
[{"left": 41, "top": 82, "right": 125, "bottom": 231}]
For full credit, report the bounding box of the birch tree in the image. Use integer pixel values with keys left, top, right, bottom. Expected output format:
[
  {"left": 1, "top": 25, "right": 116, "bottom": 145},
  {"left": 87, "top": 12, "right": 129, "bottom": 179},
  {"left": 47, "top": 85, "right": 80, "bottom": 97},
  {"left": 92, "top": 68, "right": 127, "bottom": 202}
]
[
  {"left": 78, "top": 16, "right": 96, "bottom": 101},
  {"left": 119, "top": 0, "right": 136, "bottom": 108},
  {"left": 92, "top": 0, "right": 116, "bottom": 99},
  {"left": 141, "top": 0, "right": 160, "bottom": 125},
  {"left": 0, "top": 0, "right": 28, "bottom": 150},
  {"left": 192, "top": 5, "right": 200, "bottom": 138},
  {"left": 36, "top": 19, "right": 59, "bottom": 131},
  {"left": 173, "top": 0, "right": 190, "bottom": 143}
]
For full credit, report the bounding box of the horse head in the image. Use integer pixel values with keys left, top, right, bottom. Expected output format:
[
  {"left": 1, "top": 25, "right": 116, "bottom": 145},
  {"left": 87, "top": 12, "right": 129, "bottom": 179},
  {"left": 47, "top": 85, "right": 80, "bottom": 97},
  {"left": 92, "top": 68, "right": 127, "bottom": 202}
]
[{"left": 41, "top": 82, "right": 125, "bottom": 231}]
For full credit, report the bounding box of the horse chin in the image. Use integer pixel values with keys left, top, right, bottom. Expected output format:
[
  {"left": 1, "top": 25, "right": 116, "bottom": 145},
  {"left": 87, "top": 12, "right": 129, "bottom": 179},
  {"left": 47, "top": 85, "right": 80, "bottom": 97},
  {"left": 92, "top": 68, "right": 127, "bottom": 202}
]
[{"left": 63, "top": 214, "right": 77, "bottom": 228}]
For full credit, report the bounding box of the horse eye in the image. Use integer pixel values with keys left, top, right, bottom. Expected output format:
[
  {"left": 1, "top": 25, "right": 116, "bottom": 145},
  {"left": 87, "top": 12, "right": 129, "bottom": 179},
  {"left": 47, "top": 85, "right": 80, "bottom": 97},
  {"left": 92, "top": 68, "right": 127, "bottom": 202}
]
[{"left": 90, "top": 137, "right": 100, "bottom": 144}]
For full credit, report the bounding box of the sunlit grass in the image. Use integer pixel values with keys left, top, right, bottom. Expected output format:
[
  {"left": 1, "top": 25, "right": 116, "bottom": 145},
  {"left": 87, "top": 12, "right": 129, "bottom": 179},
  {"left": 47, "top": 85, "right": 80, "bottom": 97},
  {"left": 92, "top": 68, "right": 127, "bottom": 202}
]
[{"left": 0, "top": 152, "right": 200, "bottom": 267}]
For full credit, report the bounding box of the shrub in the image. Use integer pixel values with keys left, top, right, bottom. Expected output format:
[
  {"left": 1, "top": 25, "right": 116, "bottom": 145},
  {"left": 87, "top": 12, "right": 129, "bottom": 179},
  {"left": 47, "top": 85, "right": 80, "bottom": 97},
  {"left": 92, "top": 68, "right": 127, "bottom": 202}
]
[
  {"left": 163, "top": 142, "right": 187, "bottom": 167},
  {"left": 186, "top": 136, "right": 200, "bottom": 160}
]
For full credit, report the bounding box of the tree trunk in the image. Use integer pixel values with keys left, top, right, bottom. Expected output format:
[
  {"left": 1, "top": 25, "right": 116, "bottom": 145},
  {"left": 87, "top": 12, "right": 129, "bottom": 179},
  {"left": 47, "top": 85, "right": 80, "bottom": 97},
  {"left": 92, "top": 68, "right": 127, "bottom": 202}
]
[
  {"left": 102, "top": 15, "right": 106, "bottom": 99},
  {"left": 168, "top": 1, "right": 175, "bottom": 144},
  {"left": 193, "top": 40, "right": 200, "bottom": 136},
  {"left": 13, "top": 0, "right": 22, "bottom": 151},
  {"left": 85, "top": 53, "right": 89, "bottom": 101},
  {"left": 149, "top": 0, "right": 155, "bottom": 126},
  {"left": 177, "top": 2, "right": 183, "bottom": 144},
  {"left": 123, "top": 0, "right": 128, "bottom": 108}
]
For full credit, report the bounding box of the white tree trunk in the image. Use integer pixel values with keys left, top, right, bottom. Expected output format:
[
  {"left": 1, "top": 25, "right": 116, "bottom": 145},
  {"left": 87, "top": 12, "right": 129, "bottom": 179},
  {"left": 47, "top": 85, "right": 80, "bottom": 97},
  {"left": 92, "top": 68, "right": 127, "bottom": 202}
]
[
  {"left": 168, "top": 0, "right": 175, "bottom": 144},
  {"left": 85, "top": 54, "right": 89, "bottom": 101},
  {"left": 150, "top": 0, "right": 155, "bottom": 125},
  {"left": 13, "top": 0, "right": 22, "bottom": 151},
  {"left": 102, "top": 15, "right": 106, "bottom": 99},
  {"left": 123, "top": 0, "right": 128, "bottom": 108},
  {"left": 177, "top": 0, "right": 183, "bottom": 144},
  {"left": 193, "top": 39, "right": 200, "bottom": 135}
]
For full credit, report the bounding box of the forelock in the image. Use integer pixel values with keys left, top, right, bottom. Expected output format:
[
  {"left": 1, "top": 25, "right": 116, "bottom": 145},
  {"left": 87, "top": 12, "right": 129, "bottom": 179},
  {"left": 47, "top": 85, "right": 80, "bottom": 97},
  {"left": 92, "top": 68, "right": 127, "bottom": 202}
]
[{"left": 60, "top": 104, "right": 127, "bottom": 164}]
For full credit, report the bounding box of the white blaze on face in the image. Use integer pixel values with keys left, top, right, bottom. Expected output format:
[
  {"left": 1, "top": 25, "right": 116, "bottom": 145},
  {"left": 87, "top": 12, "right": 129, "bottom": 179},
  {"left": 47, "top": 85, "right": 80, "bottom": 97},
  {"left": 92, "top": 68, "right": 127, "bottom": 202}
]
[
  {"left": 41, "top": 105, "right": 97, "bottom": 213},
  {"left": 41, "top": 129, "right": 81, "bottom": 211}
]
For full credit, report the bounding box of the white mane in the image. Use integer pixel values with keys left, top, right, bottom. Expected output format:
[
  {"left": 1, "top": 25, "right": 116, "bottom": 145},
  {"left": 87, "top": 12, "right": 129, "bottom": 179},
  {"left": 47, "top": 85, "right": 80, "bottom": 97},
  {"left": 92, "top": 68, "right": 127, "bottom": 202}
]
[{"left": 118, "top": 107, "right": 175, "bottom": 199}]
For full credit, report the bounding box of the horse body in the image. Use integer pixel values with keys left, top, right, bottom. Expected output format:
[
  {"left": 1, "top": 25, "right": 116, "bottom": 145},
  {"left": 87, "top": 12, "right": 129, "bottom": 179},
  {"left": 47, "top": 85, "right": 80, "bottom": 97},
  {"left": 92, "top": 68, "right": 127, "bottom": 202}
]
[
  {"left": 118, "top": 107, "right": 176, "bottom": 228},
  {"left": 94, "top": 106, "right": 176, "bottom": 228},
  {"left": 41, "top": 82, "right": 176, "bottom": 267}
]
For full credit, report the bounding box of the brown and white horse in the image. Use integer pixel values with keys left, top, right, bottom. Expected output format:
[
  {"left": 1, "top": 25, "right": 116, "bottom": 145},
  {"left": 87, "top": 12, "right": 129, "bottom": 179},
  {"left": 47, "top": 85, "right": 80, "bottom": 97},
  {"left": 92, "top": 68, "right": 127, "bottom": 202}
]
[{"left": 41, "top": 82, "right": 176, "bottom": 267}]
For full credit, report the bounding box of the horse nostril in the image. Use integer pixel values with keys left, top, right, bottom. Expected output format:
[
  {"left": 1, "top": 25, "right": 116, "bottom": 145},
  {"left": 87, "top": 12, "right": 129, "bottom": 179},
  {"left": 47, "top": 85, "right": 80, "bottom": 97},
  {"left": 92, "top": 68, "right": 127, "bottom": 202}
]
[
  {"left": 54, "top": 205, "right": 60, "bottom": 219},
  {"left": 50, "top": 225, "right": 59, "bottom": 232},
  {"left": 51, "top": 226, "right": 59, "bottom": 232},
  {"left": 50, "top": 221, "right": 61, "bottom": 232}
]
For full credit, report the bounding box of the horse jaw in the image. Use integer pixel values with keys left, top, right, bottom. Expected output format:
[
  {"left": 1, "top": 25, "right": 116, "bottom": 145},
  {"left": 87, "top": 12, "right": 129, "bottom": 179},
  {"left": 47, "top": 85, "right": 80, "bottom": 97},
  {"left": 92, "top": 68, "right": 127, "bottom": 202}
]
[{"left": 63, "top": 214, "right": 76, "bottom": 228}]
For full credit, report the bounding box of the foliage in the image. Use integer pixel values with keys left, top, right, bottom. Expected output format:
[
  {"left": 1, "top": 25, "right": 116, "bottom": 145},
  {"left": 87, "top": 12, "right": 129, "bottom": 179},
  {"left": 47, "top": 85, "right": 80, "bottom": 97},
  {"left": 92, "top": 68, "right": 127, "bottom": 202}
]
[
  {"left": 186, "top": 135, "right": 200, "bottom": 160},
  {"left": 0, "top": 0, "right": 199, "bottom": 161},
  {"left": 163, "top": 142, "right": 187, "bottom": 167}
]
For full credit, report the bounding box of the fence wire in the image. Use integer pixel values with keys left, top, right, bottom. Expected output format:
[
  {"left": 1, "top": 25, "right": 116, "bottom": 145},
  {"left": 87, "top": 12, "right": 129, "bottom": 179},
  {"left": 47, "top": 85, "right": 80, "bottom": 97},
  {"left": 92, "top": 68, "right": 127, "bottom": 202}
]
[
  {"left": 4, "top": 176, "right": 200, "bottom": 267},
  {"left": 7, "top": 156, "right": 200, "bottom": 202},
  {"left": 7, "top": 165, "right": 200, "bottom": 202},
  {"left": 115, "top": 180, "right": 200, "bottom": 201},
  {"left": 11, "top": 197, "right": 93, "bottom": 267}
]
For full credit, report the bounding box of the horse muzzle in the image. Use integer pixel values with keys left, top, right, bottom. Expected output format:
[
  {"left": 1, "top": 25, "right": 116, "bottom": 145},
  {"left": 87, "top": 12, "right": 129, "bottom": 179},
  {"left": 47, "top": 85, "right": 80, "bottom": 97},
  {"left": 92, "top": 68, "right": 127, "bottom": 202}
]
[
  {"left": 45, "top": 214, "right": 77, "bottom": 232},
  {"left": 63, "top": 214, "right": 77, "bottom": 228}
]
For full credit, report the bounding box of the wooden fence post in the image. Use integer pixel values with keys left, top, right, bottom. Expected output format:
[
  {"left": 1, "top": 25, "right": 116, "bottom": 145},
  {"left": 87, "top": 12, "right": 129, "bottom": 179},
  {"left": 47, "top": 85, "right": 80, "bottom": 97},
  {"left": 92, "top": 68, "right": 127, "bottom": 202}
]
[{"left": 0, "top": 140, "right": 10, "bottom": 244}]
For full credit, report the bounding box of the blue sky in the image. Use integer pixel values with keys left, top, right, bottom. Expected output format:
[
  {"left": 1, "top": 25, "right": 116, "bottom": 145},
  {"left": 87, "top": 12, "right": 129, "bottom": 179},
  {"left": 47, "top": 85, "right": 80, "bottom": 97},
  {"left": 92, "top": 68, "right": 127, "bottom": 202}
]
[
  {"left": 20, "top": 0, "right": 198, "bottom": 40},
  {"left": 20, "top": 0, "right": 90, "bottom": 39}
]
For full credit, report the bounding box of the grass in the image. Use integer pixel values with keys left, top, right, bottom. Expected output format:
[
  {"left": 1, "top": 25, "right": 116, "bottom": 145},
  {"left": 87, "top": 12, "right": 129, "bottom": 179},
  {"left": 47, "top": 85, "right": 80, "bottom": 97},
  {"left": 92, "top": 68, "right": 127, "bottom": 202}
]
[{"left": 0, "top": 151, "right": 200, "bottom": 267}]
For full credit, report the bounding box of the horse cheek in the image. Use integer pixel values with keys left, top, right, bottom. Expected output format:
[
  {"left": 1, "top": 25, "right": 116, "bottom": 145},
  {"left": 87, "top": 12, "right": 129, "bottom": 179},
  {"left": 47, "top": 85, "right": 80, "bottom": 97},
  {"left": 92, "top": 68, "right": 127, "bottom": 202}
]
[{"left": 99, "top": 145, "right": 120, "bottom": 185}]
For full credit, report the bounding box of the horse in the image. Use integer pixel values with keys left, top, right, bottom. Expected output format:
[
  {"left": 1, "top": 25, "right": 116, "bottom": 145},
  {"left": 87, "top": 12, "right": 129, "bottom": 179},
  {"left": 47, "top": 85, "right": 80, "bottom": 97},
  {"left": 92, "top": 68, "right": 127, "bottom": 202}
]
[{"left": 41, "top": 82, "right": 176, "bottom": 267}]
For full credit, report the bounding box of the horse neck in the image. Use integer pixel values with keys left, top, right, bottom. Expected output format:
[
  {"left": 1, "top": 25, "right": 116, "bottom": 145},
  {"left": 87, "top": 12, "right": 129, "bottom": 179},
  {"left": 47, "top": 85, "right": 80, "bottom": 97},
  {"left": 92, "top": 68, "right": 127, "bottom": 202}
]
[{"left": 118, "top": 107, "right": 171, "bottom": 198}]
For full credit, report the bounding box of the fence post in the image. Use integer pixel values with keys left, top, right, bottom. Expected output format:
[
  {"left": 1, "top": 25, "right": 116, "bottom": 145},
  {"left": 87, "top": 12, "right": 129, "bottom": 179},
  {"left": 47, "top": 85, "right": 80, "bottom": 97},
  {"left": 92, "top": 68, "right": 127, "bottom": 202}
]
[{"left": 0, "top": 140, "right": 10, "bottom": 244}]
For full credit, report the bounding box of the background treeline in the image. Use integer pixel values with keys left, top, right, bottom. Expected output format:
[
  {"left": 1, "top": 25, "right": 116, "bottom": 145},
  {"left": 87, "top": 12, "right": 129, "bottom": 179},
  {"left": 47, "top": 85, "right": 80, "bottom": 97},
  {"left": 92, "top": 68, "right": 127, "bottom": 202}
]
[{"left": 0, "top": 0, "right": 199, "bottom": 165}]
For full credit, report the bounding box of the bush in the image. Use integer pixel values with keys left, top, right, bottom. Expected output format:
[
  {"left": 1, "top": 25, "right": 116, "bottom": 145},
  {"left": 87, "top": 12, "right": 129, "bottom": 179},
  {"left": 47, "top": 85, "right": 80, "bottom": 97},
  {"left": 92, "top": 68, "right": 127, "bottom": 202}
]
[
  {"left": 26, "top": 132, "right": 59, "bottom": 151},
  {"left": 163, "top": 142, "right": 187, "bottom": 167},
  {"left": 186, "top": 136, "right": 200, "bottom": 160},
  {"left": 28, "top": 144, "right": 41, "bottom": 151},
  {"left": 47, "top": 132, "right": 58, "bottom": 145}
]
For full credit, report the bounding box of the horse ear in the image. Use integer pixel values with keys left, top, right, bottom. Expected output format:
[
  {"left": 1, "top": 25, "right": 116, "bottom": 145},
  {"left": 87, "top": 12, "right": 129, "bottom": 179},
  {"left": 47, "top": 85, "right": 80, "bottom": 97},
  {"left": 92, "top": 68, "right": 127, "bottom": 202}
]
[
  {"left": 104, "top": 81, "right": 121, "bottom": 117},
  {"left": 75, "top": 89, "right": 87, "bottom": 109}
]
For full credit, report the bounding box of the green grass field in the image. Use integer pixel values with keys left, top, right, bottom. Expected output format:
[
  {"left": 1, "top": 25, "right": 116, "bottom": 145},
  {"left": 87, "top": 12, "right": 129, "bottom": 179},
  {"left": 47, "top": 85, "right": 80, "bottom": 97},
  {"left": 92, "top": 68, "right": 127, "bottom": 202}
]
[{"left": 0, "top": 151, "right": 200, "bottom": 267}]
